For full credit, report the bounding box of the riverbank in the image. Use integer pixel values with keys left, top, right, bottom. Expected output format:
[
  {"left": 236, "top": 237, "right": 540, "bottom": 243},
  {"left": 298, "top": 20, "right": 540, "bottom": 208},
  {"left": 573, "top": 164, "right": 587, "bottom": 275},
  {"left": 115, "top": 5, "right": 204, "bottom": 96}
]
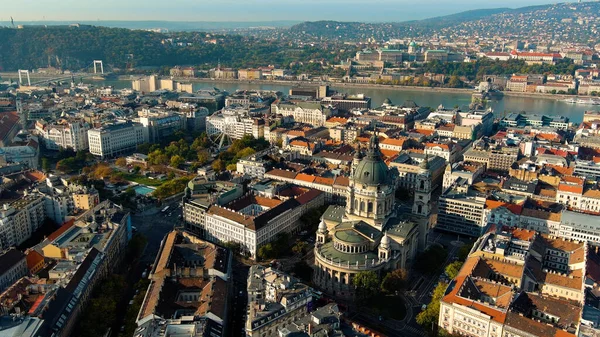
[{"left": 118, "top": 75, "right": 595, "bottom": 102}]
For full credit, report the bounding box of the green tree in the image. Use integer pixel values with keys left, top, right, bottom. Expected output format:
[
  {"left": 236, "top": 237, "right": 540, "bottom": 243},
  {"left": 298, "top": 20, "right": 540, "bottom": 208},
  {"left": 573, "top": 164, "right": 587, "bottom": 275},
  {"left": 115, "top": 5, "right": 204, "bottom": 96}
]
[
  {"left": 457, "top": 243, "right": 473, "bottom": 261},
  {"left": 197, "top": 150, "right": 210, "bottom": 165},
  {"left": 416, "top": 282, "right": 448, "bottom": 333},
  {"left": 170, "top": 155, "right": 185, "bottom": 168},
  {"left": 445, "top": 261, "right": 464, "bottom": 280},
  {"left": 41, "top": 157, "right": 50, "bottom": 172},
  {"left": 56, "top": 157, "right": 79, "bottom": 173},
  {"left": 292, "top": 240, "right": 308, "bottom": 255},
  {"left": 353, "top": 271, "right": 380, "bottom": 299},
  {"left": 381, "top": 269, "right": 409, "bottom": 294},
  {"left": 415, "top": 246, "right": 448, "bottom": 274},
  {"left": 257, "top": 243, "right": 275, "bottom": 261},
  {"left": 226, "top": 163, "right": 237, "bottom": 171}
]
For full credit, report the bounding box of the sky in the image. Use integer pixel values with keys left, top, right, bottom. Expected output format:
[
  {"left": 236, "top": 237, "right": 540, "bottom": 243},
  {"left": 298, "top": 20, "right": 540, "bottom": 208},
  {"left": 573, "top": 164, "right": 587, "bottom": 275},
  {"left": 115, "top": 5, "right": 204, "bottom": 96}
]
[{"left": 2, "top": 0, "right": 568, "bottom": 22}]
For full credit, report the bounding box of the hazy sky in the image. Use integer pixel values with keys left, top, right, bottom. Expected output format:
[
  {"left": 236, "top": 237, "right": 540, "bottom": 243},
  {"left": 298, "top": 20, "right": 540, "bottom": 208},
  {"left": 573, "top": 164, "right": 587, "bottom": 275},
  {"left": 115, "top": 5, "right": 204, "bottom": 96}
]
[{"left": 2, "top": 0, "right": 566, "bottom": 22}]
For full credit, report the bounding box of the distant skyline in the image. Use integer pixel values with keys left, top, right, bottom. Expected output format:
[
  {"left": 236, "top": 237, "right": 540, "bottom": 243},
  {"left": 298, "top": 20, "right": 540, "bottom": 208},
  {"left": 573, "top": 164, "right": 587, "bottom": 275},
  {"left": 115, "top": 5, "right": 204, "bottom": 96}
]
[{"left": 2, "top": 0, "right": 569, "bottom": 23}]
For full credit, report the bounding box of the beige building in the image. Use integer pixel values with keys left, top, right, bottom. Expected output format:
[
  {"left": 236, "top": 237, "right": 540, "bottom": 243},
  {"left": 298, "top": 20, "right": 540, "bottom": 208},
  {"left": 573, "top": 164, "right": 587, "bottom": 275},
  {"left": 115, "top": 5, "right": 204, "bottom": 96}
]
[
  {"left": 439, "top": 228, "right": 586, "bottom": 337},
  {"left": 238, "top": 69, "right": 262, "bottom": 80},
  {"left": 313, "top": 135, "right": 429, "bottom": 298}
]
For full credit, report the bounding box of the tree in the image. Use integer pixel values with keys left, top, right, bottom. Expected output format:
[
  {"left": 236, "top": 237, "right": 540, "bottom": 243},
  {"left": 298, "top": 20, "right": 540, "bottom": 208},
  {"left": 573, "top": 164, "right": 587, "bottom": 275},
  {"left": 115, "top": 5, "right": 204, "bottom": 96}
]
[
  {"left": 416, "top": 282, "right": 448, "bottom": 333},
  {"left": 444, "top": 261, "right": 464, "bottom": 280},
  {"left": 292, "top": 240, "right": 308, "bottom": 255},
  {"left": 447, "top": 75, "right": 464, "bottom": 88},
  {"left": 197, "top": 150, "right": 210, "bottom": 165},
  {"left": 170, "top": 155, "right": 185, "bottom": 169},
  {"left": 226, "top": 163, "right": 237, "bottom": 171},
  {"left": 257, "top": 243, "right": 275, "bottom": 261},
  {"left": 56, "top": 157, "right": 78, "bottom": 173},
  {"left": 415, "top": 246, "right": 448, "bottom": 274},
  {"left": 353, "top": 271, "right": 380, "bottom": 299},
  {"left": 41, "top": 157, "right": 50, "bottom": 172},
  {"left": 457, "top": 243, "right": 473, "bottom": 261},
  {"left": 115, "top": 157, "right": 127, "bottom": 167},
  {"left": 381, "top": 269, "right": 409, "bottom": 294},
  {"left": 212, "top": 159, "right": 225, "bottom": 172}
]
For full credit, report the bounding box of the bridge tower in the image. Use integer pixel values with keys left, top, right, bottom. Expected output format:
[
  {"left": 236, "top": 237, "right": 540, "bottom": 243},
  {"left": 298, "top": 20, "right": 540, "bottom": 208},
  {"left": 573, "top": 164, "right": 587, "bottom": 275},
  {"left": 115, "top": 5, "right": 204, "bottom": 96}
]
[
  {"left": 17, "top": 70, "right": 31, "bottom": 86},
  {"left": 93, "top": 60, "right": 104, "bottom": 74}
]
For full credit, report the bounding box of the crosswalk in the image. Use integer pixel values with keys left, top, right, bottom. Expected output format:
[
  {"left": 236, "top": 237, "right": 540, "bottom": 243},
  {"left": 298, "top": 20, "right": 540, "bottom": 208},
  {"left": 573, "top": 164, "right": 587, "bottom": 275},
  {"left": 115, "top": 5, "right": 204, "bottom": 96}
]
[{"left": 400, "top": 325, "right": 428, "bottom": 336}]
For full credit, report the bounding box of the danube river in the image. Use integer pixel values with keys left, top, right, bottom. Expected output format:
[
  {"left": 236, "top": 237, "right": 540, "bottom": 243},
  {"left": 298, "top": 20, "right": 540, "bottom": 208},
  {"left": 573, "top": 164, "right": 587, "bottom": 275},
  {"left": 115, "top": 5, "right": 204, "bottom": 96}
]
[{"left": 92, "top": 79, "right": 597, "bottom": 124}]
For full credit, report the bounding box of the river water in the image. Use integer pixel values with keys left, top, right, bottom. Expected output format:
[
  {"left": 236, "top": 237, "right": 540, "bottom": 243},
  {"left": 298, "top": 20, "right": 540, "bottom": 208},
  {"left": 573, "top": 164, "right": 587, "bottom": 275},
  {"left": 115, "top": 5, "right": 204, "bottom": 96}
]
[{"left": 92, "top": 80, "right": 597, "bottom": 124}]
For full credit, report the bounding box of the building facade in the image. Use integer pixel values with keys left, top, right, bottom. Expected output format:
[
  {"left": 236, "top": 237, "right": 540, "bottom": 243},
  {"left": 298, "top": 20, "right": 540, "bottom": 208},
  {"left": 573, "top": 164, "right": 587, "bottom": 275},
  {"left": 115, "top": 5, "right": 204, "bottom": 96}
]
[{"left": 87, "top": 122, "right": 146, "bottom": 158}]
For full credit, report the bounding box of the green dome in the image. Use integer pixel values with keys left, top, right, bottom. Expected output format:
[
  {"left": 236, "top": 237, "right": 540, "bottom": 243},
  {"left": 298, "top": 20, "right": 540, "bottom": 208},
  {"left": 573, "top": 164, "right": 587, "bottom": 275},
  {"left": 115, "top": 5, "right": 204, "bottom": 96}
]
[
  {"left": 409, "top": 41, "right": 417, "bottom": 47},
  {"left": 353, "top": 135, "right": 389, "bottom": 186}
]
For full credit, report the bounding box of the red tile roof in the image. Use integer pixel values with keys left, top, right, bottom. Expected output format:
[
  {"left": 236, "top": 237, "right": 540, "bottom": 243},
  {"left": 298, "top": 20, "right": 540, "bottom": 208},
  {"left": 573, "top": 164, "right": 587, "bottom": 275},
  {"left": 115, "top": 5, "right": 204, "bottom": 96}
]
[{"left": 47, "top": 219, "right": 76, "bottom": 242}]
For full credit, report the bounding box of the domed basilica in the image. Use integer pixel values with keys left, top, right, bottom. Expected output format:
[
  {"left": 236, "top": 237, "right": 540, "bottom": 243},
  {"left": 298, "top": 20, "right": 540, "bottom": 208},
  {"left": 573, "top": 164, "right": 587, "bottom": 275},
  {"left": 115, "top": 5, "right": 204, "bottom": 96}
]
[{"left": 313, "top": 134, "right": 432, "bottom": 298}]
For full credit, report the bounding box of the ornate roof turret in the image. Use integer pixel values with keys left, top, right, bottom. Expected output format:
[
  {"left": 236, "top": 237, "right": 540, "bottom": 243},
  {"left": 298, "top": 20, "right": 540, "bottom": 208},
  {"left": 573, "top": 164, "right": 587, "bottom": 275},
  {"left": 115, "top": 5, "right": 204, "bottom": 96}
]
[
  {"left": 380, "top": 233, "right": 390, "bottom": 249},
  {"left": 318, "top": 219, "right": 328, "bottom": 233}
]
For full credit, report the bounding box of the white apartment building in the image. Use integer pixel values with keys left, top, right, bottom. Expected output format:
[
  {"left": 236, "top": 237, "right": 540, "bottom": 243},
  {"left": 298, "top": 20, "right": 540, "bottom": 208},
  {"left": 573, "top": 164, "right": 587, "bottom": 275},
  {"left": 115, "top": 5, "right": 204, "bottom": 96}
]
[
  {"left": 0, "top": 193, "right": 46, "bottom": 251},
  {"left": 273, "top": 102, "right": 334, "bottom": 127},
  {"left": 206, "top": 107, "right": 265, "bottom": 140},
  {"left": 204, "top": 190, "right": 323, "bottom": 258},
  {"left": 436, "top": 182, "right": 487, "bottom": 237},
  {"left": 37, "top": 119, "right": 90, "bottom": 151},
  {"left": 87, "top": 121, "right": 146, "bottom": 158}
]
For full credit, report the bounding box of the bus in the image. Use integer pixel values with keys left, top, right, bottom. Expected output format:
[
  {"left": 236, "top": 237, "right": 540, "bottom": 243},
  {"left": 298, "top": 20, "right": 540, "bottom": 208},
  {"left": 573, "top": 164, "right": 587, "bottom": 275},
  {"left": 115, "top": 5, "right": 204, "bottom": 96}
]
[{"left": 161, "top": 206, "right": 170, "bottom": 213}]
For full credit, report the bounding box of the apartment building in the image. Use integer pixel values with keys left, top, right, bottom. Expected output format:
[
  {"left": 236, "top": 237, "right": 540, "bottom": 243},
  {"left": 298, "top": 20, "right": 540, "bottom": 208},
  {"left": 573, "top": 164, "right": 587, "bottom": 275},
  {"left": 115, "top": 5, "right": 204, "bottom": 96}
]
[
  {"left": 36, "top": 119, "right": 90, "bottom": 151},
  {"left": 0, "top": 248, "right": 27, "bottom": 292},
  {"left": 436, "top": 181, "right": 487, "bottom": 237},
  {"left": 0, "top": 138, "right": 40, "bottom": 170},
  {"left": 204, "top": 189, "right": 324, "bottom": 258},
  {"left": 0, "top": 201, "right": 131, "bottom": 337},
  {"left": 0, "top": 193, "right": 46, "bottom": 250},
  {"left": 264, "top": 169, "right": 350, "bottom": 203},
  {"left": 439, "top": 228, "right": 587, "bottom": 337},
  {"left": 246, "top": 265, "right": 316, "bottom": 337},
  {"left": 206, "top": 107, "right": 265, "bottom": 140},
  {"left": 389, "top": 152, "right": 446, "bottom": 191},
  {"left": 489, "top": 147, "right": 519, "bottom": 172},
  {"left": 136, "top": 109, "right": 185, "bottom": 143},
  {"left": 87, "top": 121, "right": 146, "bottom": 158},
  {"left": 273, "top": 102, "right": 335, "bottom": 127},
  {"left": 136, "top": 230, "right": 232, "bottom": 337},
  {"left": 424, "top": 141, "right": 461, "bottom": 164},
  {"left": 182, "top": 178, "right": 244, "bottom": 236},
  {"left": 575, "top": 159, "right": 600, "bottom": 180},
  {"left": 236, "top": 149, "right": 274, "bottom": 179},
  {"left": 443, "top": 161, "right": 485, "bottom": 190}
]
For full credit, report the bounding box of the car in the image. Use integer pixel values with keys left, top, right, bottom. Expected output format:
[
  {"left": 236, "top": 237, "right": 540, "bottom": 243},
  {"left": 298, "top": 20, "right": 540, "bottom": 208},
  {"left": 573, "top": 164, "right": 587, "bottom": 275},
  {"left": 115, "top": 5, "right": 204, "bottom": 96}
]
[
  {"left": 129, "top": 300, "right": 134, "bottom": 305},
  {"left": 422, "top": 304, "right": 428, "bottom": 311}
]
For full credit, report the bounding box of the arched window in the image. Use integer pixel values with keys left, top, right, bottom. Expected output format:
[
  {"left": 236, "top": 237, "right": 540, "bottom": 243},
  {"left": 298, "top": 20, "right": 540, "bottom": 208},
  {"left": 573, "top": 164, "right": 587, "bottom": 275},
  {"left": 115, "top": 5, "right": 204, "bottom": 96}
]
[
  {"left": 418, "top": 205, "right": 423, "bottom": 214},
  {"left": 368, "top": 202, "right": 373, "bottom": 213},
  {"left": 377, "top": 204, "right": 382, "bottom": 214},
  {"left": 360, "top": 201, "right": 365, "bottom": 212},
  {"left": 420, "top": 180, "right": 425, "bottom": 190}
]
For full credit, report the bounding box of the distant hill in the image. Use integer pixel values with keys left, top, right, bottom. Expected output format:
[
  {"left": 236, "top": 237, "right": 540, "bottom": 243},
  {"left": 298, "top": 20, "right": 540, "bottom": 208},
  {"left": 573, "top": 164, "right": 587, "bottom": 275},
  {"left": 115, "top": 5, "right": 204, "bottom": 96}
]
[
  {"left": 288, "top": 2, "right": 600, "bottom": 43},
  {"left": 0, "top": 20, "right": 301, "bottom": 32},
  {"left": 403, "top": 7, "right": 511, "bottom": 27}
]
